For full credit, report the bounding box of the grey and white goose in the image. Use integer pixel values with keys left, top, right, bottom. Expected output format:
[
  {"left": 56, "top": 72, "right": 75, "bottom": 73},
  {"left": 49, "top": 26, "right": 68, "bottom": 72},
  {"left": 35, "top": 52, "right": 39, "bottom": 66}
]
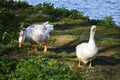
[{"left": 18, "top": 21, "right": 54, "bottom": 52}]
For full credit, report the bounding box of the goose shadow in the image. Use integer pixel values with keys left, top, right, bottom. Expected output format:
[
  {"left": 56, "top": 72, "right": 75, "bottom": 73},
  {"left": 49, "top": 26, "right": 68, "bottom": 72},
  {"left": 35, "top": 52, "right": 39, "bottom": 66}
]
[
  {"left": 93, "top": 56, "right": 120, "bottom": 66},
  {"left": 51, "top": 38, "right": 88, "bottom": 53},
  {"left": 99, "top": 44, "right": 120, "bottom": 53},
  {"left": 50, "top": 40, "right": 120, "bottom": 66},
  {"left": 92, "top": 44, "right": 120, "bottom": 66}
]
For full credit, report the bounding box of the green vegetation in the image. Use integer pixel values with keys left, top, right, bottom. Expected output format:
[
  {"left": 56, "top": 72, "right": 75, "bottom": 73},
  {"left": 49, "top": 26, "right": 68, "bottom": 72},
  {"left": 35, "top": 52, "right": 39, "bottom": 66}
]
[
  {"left": 5, "top": 56, "right": 77, "bottom": 80},
  {"left": 98, "top": 16, "right": 116, "bottom": 27},
  {"left": 0, "top": 1, "right": 120, "bottom": 80}
]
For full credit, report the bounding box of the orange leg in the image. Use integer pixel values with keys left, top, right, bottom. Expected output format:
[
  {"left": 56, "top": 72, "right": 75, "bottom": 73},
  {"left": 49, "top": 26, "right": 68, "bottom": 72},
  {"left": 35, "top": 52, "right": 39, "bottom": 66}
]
[
  {"left": 34, "top": 42, "right": 38, "bottom": 52},
  {"left": 43, "top": 41, "right": 48, "bottom": 52},
  {"left": 88, "top": 61, "right": 94, "bottom": 69},
  {"left": 19, "top": 42, "right": 22, "bottom": 47},
  {"left": 77, "top": 59, "right": 82, "bottom": 68}
]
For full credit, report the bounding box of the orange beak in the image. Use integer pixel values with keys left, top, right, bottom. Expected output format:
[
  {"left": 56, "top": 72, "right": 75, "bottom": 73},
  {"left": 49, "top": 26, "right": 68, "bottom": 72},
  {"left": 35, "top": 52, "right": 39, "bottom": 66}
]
[
  {"left": 93, "top": 28, "right": 96, "bottom": 32},
  {"left": 19, "top": 42, "right": 22, "bottom": 47}
]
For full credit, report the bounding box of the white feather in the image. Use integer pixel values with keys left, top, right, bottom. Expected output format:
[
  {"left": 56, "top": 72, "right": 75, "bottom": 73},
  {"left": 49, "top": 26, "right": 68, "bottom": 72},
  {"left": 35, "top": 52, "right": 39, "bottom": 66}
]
[
  {"left": 19, "top": 21, "right": 54, "bottom": 44},
  {"left": 76, "top": 25, "right": 98, "bottom": 64}
]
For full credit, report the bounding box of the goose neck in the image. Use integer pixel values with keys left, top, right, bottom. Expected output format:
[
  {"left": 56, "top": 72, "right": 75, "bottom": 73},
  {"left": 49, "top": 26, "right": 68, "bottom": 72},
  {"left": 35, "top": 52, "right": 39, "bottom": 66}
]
[{"left": 88, "top": 31, "right": 95, "bottom": 44}]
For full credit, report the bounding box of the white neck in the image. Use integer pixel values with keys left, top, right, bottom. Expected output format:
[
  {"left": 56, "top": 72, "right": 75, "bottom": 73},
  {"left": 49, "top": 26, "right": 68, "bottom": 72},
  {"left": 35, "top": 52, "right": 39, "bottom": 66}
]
[
  {"left": 88, "top": 30, "right": 95, "bottom": 45},
  {"left": 19, "top": 36, "right": 23, "bottom": 42},
  {"left": 19, "top": 30, "right": 26, "bottom": 42}
]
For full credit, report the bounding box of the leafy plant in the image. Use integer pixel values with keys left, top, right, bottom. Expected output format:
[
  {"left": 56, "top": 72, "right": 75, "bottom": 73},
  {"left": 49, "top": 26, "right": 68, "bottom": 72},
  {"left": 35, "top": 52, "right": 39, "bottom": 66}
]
[
  {"left": 33, "top": 4, "right": 42, "bottom": 11},
  {"left": 41, "top": 3, "right": 55, "bottom": 15},
  {"left": 0, "top": 8, "right": 20, "bottom": 44},
  {"left": 0, "top": 0, "right": 30, "bottom": 10},
  {"left": 69, "top": 10, "right": 89, "bottom": 20},
  {"left": 99, "top": 16, "right": 115, "bottom": 27},
  {"left": 14, "top": 0, "right": 30, "bottom": 9},
  {"left": 0, "top": 56, "right": 18, "bottom": 80},
  {"left": 9, "top": 57, "right": 77, "bottom": 80}
]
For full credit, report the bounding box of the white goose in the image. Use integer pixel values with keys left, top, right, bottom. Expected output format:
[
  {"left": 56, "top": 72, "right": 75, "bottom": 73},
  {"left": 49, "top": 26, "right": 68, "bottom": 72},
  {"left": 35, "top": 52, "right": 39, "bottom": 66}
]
[
  {"left": 76, "top": 25, "right": 98, "bottom": 68},
  {"left": 18, "top": 21, "right": 54, "bottom": 52}
]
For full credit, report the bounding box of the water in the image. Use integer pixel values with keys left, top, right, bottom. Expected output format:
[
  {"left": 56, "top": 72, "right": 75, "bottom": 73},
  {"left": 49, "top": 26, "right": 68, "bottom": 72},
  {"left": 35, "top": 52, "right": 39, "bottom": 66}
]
[{"left": 17, "top": 0, "right": 120, "bottom": 26}]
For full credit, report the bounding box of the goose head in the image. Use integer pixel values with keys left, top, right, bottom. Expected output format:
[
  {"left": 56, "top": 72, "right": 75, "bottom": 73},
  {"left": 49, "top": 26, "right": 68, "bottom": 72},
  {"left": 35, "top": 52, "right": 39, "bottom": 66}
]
[
  {"left": 19, "top": 28, "right": 26, "bottom": 47},
  {"left": 89, "top": 25, "right": 97, "bottom": 40},
  {"left": 91, "top": 25, "right": 96, "bottom": 32}
]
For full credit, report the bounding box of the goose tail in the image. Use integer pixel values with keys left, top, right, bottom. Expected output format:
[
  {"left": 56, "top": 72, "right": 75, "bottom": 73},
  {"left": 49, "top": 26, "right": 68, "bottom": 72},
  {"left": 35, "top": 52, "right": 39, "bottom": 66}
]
[
  {"left": 42, "top": 21, "right": 49, "bottom": 25},
  {"left": 45, "top": 24, "right": 54, "bottom": 34}
]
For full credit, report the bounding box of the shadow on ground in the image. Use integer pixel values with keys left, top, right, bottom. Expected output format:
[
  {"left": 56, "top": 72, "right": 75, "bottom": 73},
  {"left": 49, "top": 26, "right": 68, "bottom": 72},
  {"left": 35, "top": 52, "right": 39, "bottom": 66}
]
[
  {"left": 93, "top": 56, "right": 120, "bottom": 66},
  {"left": 99, "top": 44, "right": 120, "bottom": 53},
  {"left": 51, "top": 38, "right": 88, "bottom": 53}
]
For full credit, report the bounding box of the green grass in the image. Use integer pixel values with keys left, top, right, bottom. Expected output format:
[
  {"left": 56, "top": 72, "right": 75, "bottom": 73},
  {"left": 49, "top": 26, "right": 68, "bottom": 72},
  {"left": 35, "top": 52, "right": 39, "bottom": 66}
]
[{"left": 0, "top": 22, "right": 120, "bottom": 80}]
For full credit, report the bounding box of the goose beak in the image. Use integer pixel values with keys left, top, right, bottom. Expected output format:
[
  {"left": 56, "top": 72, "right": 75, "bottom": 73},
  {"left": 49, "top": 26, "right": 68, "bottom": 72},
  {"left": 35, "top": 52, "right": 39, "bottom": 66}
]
[
  {"left": 19, "top": 42, "right": 22, "bottom": 47},
  {"left": 19, "top": 36, "right": 23, "bottom": 47},
  {"left": 93, "top": 28, "right": 96, "bottom": 32}
]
